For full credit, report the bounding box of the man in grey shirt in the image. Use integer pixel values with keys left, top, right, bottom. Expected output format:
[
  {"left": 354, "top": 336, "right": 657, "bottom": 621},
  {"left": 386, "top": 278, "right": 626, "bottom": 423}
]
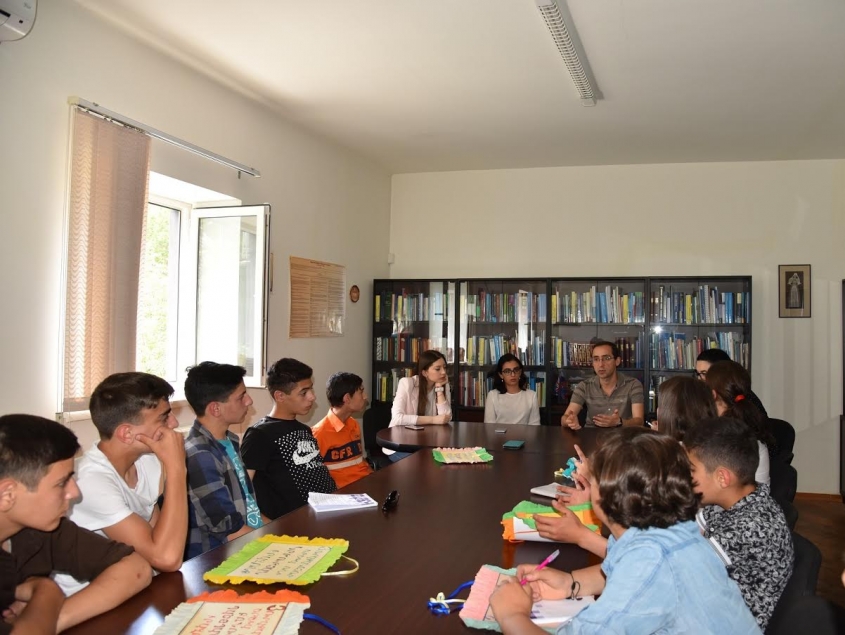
[{"left": 561, "top": 341, "right": 645, "bottom": 429}]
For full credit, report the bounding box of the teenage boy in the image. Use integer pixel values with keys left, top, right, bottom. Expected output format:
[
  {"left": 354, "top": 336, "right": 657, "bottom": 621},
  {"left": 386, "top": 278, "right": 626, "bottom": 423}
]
[
  {"left": 241, "top": 358, "right": 336, "bottom": 519},
  {"left": 0, "top": 414, "right": 151, "bottom": 634},
  {"left": 561, "top": 340, "right": 645, "bottom": 429},
  {"left": 183, "top": 362, "right": 264, "bottom": 559},
  {"left": 312, "top": 372, "right": 373, "bottom": 489},
  {"left": 489, "top": 428, "right": 759, "bottom": 634},
  {"left": 685, "top": 417, "right": 793, "bottom": 631},
  {"left": 56, "top": 372, "right": 187, "bottom": 595}
]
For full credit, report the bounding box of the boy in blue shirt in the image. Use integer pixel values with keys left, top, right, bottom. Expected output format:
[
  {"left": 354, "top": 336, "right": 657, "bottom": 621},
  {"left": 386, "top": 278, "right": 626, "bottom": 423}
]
[
  {"left": 184, "top": 362, "right": 264, "bottom": 559},
  {"left": 490, "top": 428, "right": 760, "bottom": 634}
]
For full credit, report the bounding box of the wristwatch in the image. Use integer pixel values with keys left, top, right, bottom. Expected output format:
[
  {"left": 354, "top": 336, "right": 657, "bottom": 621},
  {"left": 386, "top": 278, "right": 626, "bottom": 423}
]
[{"left": 434, "top": 386, "right": 445, "bottom": 393}]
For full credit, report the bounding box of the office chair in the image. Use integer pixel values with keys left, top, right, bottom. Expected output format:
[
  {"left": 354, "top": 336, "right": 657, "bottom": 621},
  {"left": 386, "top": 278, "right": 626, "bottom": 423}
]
[
  {"left": 768, "top": 418, "right": 795, "bottom": 465},
  {"left": 770, "top": 459, "right": 798, "bottom": 506},
  {"left": 362, "top": 403, "right": 392, "bottom": 471},
  {"left": 766, "top": 533, "right": 823, "bottom": 633},
  {"left": 766, "top": 595, "right": 845, "bottom": 635}
]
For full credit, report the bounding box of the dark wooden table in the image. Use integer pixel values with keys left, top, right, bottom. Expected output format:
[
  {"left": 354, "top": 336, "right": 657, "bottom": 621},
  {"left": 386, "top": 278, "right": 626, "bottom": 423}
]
[
  {"left": 377, "top": 421, "right": 593, "bottom": 454},
  {"left": 66, "top": 428, "right": 602, "bottom": 634}
]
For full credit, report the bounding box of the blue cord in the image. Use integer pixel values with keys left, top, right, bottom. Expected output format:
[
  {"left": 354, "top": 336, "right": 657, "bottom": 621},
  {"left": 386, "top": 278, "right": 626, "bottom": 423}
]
[
  {"left": 427, "top": 580, "right": 474, "bottom": 615},
  {"left": 448, "top": 581, "right": 474, "bottom": 599},
  {"left": 303, "top": 612, "right": 342, "bottom": 634}
]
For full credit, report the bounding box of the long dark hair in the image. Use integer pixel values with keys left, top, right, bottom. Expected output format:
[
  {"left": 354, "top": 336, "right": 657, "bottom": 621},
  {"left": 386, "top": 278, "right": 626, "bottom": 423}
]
[
  {"left": 704, "top": 360, "right": 775, "bottom": 448},
  {"left": 489, "top": 353, "right": 527, "bottom": 394},
  {"left": 416, "top": 349, "right": 447, "bottom": 416},
  {"left": 657, "top": 376, "right": 717, "bottom": 443}
]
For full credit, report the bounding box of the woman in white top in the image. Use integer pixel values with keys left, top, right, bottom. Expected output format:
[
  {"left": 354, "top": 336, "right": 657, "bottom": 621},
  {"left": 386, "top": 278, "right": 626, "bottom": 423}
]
[
  {"left": 483, "top": 354, "right": 541, "bottom": 426},
  {"left": 386, "top": 349, "right": 452, "bottom": 462},
  {"left": 705, "top": 360, "right": 773, "bottom": 485}
]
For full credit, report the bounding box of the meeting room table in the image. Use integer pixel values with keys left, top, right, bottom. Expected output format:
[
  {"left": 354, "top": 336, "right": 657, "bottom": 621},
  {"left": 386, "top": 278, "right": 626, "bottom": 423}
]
[{"left": 65, "top": 424, "right": 605, "bottom": 634}]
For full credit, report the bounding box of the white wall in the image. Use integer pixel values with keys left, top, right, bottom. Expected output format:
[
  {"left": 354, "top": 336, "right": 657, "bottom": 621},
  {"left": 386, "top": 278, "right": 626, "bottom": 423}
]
[
  {"left": 0, "top": 0, "right": 391, "bottom": 440},
  {"left": 391, "top": 160, "right": 845, "bottom": 493}
]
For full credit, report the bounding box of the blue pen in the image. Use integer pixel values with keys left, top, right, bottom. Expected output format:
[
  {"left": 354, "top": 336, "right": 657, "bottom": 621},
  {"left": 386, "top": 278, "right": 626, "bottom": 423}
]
[{"left": 520, "top": 549, "right": 560, "bottom": 586}]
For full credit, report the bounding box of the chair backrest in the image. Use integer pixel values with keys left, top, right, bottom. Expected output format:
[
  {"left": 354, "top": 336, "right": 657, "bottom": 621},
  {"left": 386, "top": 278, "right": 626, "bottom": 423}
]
[
  {"left": 766, "top": 595, "right": 845, "bottom": 635},
  {"left": 766, "top": 532, "right": 823, "bottom": 633},
  {"left": 770, "top": 460, "right": 798, "bottom": 505},
  {"left": 362, "top": 403, "right": 392, "bottom": 459},
  {"left": 779, "top": 499, "right": 799, "bottom": 531},
  {"left": 768, "top": 418, "right": 795, "bottom": 464}
]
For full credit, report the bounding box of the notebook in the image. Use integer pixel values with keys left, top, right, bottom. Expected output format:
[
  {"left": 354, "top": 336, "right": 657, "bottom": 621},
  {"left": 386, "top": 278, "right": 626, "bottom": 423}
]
[
  {"left": 307, "top": 492, "right": 378, "bottom": 512},
  {"left": 459, "top": 565, "right": 595, "bottom": 632}
]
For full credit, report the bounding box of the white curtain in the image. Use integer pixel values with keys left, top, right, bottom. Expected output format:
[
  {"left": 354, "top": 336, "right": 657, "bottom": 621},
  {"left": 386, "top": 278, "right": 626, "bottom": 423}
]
[{"left": 62, "top": 109, "right": 151, "bottom": 412}]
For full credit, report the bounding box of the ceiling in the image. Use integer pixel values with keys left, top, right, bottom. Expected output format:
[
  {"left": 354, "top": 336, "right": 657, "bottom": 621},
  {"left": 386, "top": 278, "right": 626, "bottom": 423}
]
[{"left": 76, "top": 0, "right": 845, "bottom": 173}]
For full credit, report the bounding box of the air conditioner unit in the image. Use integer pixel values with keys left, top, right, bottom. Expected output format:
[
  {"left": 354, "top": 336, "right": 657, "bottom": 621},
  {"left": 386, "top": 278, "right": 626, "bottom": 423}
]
[{"left": 0, "top": 0, "right": 36, "bottom": 43}]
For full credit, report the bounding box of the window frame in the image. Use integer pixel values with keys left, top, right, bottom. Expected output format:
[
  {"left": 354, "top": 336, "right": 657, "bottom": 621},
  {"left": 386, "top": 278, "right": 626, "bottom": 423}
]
[{"left": 187, "top": 204, "right": 270, "bottom": 389}]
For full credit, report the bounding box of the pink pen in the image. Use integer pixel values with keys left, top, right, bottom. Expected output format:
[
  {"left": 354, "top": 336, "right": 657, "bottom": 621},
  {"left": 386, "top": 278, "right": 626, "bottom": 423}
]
[{"left": 519, "top": 549, "right": 560, "bottom": 586}]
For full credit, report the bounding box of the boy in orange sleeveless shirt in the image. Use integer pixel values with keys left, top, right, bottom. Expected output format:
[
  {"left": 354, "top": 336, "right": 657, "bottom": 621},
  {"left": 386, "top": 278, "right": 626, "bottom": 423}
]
[{"left": 312, "top": 373, "right": 372, "bottom": 488}]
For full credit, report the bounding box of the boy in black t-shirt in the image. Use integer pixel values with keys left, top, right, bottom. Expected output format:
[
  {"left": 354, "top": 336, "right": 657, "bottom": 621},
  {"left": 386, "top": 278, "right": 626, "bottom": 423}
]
[
  {"left": 242, "top": 358, "right": 336, "bottom": 519},
  {"left": 0, "top": 415, "right": 151, "bottom": 634}
]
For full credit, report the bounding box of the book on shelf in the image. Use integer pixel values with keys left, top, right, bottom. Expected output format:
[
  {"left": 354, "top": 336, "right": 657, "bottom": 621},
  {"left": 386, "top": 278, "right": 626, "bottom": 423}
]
[
  {"left": 462, "top": 290, "right": 546, "bottom": 323},
  {"left": 552, "top": 286, "right": 645, "bottom": 324},
  {"left": 552, "top": 337, "right": 641, "bottom": 369},
  {"left": 458, "top": 371, "right": 546, "bottom": 407},
  {"left": 374, "top": 368, "right": 414, "bottom": 402},
  {"left": 649, "top": 331, "right": 749, "bottom": 370},
  {"left": 464, "top": 331, "right": 545, "bottom": 366},
  {"left": 650, "top": 285, "right": 749, "bottom": 324},
  {"left": 375, "top": 288, "right": 451, "bottom": 323}
]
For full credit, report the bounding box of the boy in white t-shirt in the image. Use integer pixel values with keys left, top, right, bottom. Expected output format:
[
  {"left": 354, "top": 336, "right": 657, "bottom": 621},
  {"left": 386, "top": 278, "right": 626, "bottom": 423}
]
[{"left": 56, "top": 372, "right": 187, "bottom": 595}]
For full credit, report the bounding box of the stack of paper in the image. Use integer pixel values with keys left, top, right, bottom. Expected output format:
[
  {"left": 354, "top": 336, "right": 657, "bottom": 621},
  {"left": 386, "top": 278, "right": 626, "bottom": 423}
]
[
  {"left": 530, "top": 483, "right": 561, "bottom": 499},
  {"left": 307, "top": 492, "right": 378, "bottom": 513}
]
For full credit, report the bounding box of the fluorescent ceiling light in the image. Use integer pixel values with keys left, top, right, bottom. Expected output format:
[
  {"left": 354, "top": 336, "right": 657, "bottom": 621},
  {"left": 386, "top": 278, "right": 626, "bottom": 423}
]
[{"left": 535, "top": 0, "right": 598, "bottom": 106}]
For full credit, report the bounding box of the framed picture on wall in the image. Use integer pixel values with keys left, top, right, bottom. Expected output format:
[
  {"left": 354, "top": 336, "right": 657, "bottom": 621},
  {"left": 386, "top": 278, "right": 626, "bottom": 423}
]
[{"left": 778, "top": 264, "right": 811, "bottom": 318}]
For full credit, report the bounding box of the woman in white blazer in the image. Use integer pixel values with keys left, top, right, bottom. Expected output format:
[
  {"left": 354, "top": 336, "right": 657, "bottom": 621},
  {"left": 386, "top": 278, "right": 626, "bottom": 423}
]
[{"left": 386, "top": 349, "right": 451, "bottom": 462}]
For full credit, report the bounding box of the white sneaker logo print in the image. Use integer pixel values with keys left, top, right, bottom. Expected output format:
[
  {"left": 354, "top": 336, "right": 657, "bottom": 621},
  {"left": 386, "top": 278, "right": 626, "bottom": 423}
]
[{"left": 292, "top": 439, "right": 320, "bottom": 466}]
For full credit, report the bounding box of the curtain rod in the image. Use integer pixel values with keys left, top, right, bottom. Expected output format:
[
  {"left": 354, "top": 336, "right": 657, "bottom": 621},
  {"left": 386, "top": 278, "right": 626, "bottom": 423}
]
[{"left": 68, "top": 96, "right": 261, "bottom": 178}]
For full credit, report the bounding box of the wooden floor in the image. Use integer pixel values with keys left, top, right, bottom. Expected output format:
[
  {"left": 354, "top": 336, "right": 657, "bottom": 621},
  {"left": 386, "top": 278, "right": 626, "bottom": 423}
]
[{"left": 795, "top": 495, "right": 845, "bottom": 608}]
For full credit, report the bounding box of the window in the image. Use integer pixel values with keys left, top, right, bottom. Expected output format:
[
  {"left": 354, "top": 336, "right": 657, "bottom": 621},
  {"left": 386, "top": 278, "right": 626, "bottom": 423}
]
[
  {"left": 61, "top": 168, "right": 269, "bottom": 412},
  {"left": 136, "top": 201, "right": 181, "bottom": 380},
  {"left": 141, "top": 183, "right": 270, "bottom": 389}
]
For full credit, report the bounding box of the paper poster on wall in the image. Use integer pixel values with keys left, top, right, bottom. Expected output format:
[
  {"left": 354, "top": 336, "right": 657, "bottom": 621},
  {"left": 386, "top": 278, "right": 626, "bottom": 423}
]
[{"left": 289, "top": 256, "right": 346, "bottom": 338}]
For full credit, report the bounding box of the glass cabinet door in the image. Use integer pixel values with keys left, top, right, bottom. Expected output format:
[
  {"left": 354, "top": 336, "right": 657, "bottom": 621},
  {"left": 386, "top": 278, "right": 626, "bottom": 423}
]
[
  {"left": 372, "top": 281, "right": 455, "bottom": 405},
  {"left": 457, "top": 280, "right": 548, "bottom": 414},
  {"left": 549, "top": 279, "right": 646, "bottom": 421}
]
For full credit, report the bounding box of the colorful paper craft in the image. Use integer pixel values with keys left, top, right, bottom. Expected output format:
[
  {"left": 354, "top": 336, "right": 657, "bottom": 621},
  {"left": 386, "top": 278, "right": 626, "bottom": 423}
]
[
  {"left": 432, "top": 447, "right": 494, "bottom": 464},
  {"left": 204, "top": 535, "right": 349, "bottom": 586},
  {"left": 501, "top": 501, "right": 602, "bottom": 542},
  {"left": 153, "top": 589, "right": 309, "bottom": 635},
  {"left": 459, "top": 565, "right": 594, "bottom": 632}
]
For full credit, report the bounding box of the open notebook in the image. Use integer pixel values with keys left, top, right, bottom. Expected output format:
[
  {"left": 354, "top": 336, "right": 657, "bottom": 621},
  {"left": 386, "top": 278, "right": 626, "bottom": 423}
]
[{"left": 460, "top": 565, "right": 594, "bottom": 632}]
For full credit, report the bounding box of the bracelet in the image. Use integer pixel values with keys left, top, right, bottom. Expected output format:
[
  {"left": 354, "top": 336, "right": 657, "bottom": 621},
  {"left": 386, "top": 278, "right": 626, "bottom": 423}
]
[
  {"left": 434, "top": 386, "right": 445, "bottom": 393},
  {"left": 568, "top": 572, "right": 581, "bottom": 600}
]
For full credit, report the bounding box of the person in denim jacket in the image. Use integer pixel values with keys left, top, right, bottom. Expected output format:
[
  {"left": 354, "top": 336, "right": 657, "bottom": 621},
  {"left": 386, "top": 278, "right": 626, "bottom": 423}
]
[{"left": 490, "top": 428, "right": 761, "bottom": 635}]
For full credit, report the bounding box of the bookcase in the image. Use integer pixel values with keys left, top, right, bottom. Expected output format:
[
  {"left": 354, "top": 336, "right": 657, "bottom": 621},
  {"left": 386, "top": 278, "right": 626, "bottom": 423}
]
[
  {"left": 372, "top": 279, "right": 456, "bottom": 407},
  {"left": 372, "top": 276, "right": 752, "bottom": 425},
  {"left": 455, "top": 279, "right": 548, "bottom": 422},
  {"left": 550, "top": 278, "right": 647, "bottom": 424},
  {"left": 646, "top": 277, "right": 752, "bottom": 412}
]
